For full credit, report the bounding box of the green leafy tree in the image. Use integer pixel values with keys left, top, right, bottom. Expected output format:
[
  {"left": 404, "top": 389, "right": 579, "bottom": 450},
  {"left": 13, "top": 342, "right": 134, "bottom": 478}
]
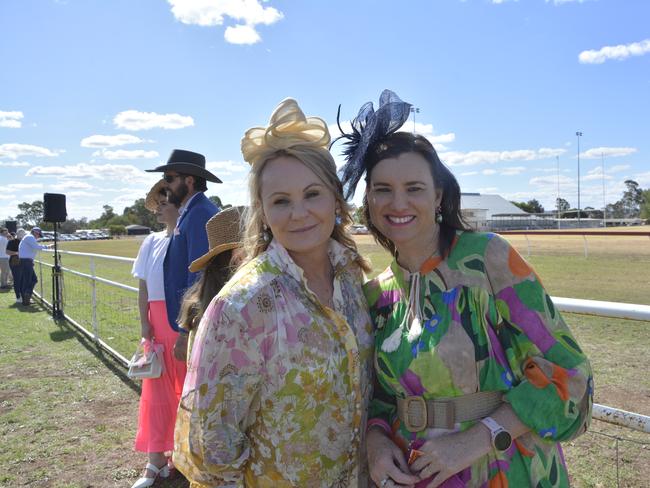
[
  {"left": 605, "top": 180, "right": 646, "bottom": 219},
  {"left": 108, "top": 224, "right": 126, "bottom": 237},
  {"left": 209, "top": 195, "right": 223, "bottom": 208},
  {"left": 353, "top": 205, "right": 365, "bottom": 224},
  {"left": 90, "top": 205, "right": 117, "bottom": 228},
  {"left": 556, "top": 198, "right": 570, "bottom": 215},
  {"left": 59, "top": 217, "right": 88, "bottom": 234},
  {"left": 638, "top": 189, "right": 650, "bottom": 220},
  {"left": 511, "top": 200, "right": 544, "bottom": 214},
  {"left": 15, "top": 200, "right": 44, "bottom": 227},
  {"left": 621, "top": 179, "right": 643, "bottom": 217},
  {"left": 123, "top": 198, "right": 161, "bottom": 230}
]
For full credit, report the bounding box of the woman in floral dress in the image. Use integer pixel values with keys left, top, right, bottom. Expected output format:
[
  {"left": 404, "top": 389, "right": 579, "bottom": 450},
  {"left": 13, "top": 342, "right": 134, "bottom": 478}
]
[
  {"left": 337, "top": 90, "right": 593, "bottom": 488},
  {"left": 174, "top": 98, "right": 374, "bottom": 487}
]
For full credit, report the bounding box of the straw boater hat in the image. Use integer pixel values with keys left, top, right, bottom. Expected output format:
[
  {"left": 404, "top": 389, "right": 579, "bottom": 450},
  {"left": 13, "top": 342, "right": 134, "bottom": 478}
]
[
  {"left": 144, "top": 179, "right": 167, "bottom": 212},
  {"left": 189, "top": 206, "right": 246, "bottom": 273}
]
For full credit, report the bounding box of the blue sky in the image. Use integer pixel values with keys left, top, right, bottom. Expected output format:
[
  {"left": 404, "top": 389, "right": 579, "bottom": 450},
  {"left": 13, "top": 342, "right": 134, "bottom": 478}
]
[{"left": 1, "top": 0, "right": 648, "bottom": 220}]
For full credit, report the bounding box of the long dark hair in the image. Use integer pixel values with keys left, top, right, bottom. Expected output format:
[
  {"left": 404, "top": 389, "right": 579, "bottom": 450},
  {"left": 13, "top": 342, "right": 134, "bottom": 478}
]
[
  {"left": 178, "top": 249, "right": 238, "bottom": 331},
  {"left": 362, "top": 132, "right": 470, "bottom": 258}
]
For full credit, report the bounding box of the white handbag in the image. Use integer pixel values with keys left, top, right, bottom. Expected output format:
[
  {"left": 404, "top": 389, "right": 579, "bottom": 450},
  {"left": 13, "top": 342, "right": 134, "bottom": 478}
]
[{"left": 127, "top": 339, "right": 163, "bottom": 380}]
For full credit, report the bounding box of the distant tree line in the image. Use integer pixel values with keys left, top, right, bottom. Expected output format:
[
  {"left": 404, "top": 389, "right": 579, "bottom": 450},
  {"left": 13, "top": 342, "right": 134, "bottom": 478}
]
[
  {"left": 5, "top": 194, "right": 228, "bottom": 233},
  {"left": 510, "top": 179, "right": 649, "bottom": 219}
]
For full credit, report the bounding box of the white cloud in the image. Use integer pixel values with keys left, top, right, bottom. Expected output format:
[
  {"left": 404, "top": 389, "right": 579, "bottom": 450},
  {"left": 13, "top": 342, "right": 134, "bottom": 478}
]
[
  {"left": 500, "top": 166, "right": 527, "bottom": 176},
  {"left": 0, "top": 111, "right": 24, "bottom": 128},
  {"left": 634, "top": 171, "right": 650, "bottom": 187},
  {"left": 482, "top": 169, "right": 497, "bottom": 175},
  {"left": 168, "top": 0, "right": 283, "bottom": 45},
  {"left": 7, "top": 183, "right": 43, "bottom": 190},
  {"left": 579, "top": 38, "right": 650, "bottom": 64},
  {"left": 584, "top": 166, "right": 613, "bottom": 181},
  {"left": 92, "top": 149, "right": 159, "bottom": 160},
  {"left": 66, "top": 190, "right": 99, "bottom": 198},
  {"left": 580, "top": 147, "right": 637, "bottom": 159},
  {"left": 206, "top": 160, "right": 248, "bottom": 175},
  {"left": 537, "top": 147, "right": 567, "bottom": 158},
  {"left": 80, "top": 134, "right": 149, "bottom": 148},
  {"left": 608, "top": 164, "right": 631, "bottom": 173},
  {"left": 26, "top": 163, "right": 152, "bottom": 183},
  {"left": 225, "top": 24, "right": 260, "bottom": 44},
  {"left": 50, "top": 181, "right": 94, "bottom": 191},
  {"left": 113, "top": 110, "right": 194, "bottom": 130},
  {"left": 0, "top": 194, "right": 17, "bottom": 201},
  {"left": 0, "top": 143, "right": 61, "bottom": 159},
  {"left": 0, "top": 161, "right": 30, "bottom": 167},
  {"left": 530, "top": 174, "right": 574, "bottom": 188},
  {"left": 439, "top": 147, "right": 566, "bottom": 166},
  {"left": 460, "top": 171, "right": 478, "bottom": 176}
]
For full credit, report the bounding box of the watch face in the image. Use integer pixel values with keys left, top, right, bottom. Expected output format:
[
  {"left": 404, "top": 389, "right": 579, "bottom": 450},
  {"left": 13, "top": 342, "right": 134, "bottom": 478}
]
[{"left": 494, "top": 430, "right": 512, "bottom": 451}]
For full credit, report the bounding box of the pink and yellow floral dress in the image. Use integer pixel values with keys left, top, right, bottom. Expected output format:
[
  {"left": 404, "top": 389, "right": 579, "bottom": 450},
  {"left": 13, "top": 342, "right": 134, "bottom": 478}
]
[{"left": 174, "top": 239, "right": 374, "bottom": 487}]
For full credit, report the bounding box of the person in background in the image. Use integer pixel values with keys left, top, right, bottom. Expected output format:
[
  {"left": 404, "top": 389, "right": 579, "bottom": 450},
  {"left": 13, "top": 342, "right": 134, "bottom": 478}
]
[
  {"left": 6, "top": 230, "right": 23, "bottom": 304},
  {"left": 338, "top": 90, "right": 593, "bottom": 488},
  {"left": 145, "top": 149, "right": 221, "bottom": 362},
  {"left": 177, "top": 205, "right": 246, "bottom": 354},
  {"left": 173, "top": 98, "right": 374, "bottom": 487},
  {"left": 0, "top": 227, "right": 10, "bottom": 290},
  {"left": 17, "top": 226, "right": 49, "bottom": 306},
  {"left": 130, "top": 180, "right": 187, "bottom": 488}
]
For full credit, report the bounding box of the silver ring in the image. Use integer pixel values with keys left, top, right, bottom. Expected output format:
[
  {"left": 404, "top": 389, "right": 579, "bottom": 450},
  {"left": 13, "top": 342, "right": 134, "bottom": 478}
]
[{"left": 380, "top": 478, "right": 389, "bottom": 487}]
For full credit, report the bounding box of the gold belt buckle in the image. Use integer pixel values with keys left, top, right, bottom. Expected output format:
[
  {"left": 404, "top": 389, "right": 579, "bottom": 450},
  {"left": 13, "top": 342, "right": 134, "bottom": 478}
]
[{"left": 403, "top": 396, "right": 427, "bottom": 432}]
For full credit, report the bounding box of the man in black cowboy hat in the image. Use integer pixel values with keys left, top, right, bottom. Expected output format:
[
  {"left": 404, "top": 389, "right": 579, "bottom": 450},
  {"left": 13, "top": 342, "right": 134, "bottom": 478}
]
[{"left": 146, "top": 149, "right": 221, "bottom": 360}]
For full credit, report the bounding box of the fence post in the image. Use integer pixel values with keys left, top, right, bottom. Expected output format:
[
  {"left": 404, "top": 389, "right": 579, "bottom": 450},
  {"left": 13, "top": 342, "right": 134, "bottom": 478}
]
[
  {"left": 38, "top": 260, "right": 44, "bottom": 298},
  {"left": 90, "top": 256, "right": 98, "bottom": 341},
  {"left": 525, "top": 235, "right": 531, "bottom": 257}
]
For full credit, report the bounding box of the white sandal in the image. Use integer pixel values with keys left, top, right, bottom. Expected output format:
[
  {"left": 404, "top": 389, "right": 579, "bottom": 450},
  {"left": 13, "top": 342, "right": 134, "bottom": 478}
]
[{"left": 130, "top": 462, "right": 170, "bottom": 488}]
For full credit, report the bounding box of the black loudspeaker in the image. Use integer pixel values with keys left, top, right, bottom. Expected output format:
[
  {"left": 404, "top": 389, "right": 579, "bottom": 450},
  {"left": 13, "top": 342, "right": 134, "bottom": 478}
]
[
  {"left": 43, "top": 193, "right": 67, "bottom": 223},
  {"left": 5, "top": 221, "right": 17, "bottom": 233}
]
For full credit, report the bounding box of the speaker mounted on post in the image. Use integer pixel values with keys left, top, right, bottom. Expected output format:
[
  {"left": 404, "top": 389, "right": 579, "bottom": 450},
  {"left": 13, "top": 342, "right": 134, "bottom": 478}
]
[
  {"left": 44, "top": 193, "right": 67, "bottom": 223},
  {"left": 42, "top": 193, "right": 66, "bottom": 319}
]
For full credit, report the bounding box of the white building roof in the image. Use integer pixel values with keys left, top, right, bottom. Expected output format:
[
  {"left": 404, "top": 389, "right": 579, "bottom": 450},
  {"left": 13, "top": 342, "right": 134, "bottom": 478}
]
[{"left": 460, "top": 193, "right": 529, "bottom": 219}]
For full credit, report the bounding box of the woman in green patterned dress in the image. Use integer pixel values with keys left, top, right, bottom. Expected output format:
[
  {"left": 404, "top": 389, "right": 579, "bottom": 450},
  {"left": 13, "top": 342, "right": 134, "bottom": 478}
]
[{"left": 337, "top": 90, "right": 593, "bottom": 488}]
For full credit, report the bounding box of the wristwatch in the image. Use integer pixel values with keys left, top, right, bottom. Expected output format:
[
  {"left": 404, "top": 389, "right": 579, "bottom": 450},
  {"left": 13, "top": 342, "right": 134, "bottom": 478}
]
[{"left": 480, "top": 416, "right": 512, "bottom": 451}]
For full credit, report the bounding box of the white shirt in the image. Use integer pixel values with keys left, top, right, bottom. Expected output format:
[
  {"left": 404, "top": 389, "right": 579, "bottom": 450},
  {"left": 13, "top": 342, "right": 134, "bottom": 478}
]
[
  {"left": 0, "top": 235, "right": 7, "bottom": 258},
  {"left": 131, "top": 231, "right": 170, "bottom": 302},
  {"left": 18, "top": 234, "right": 47, "bottom": 259}
]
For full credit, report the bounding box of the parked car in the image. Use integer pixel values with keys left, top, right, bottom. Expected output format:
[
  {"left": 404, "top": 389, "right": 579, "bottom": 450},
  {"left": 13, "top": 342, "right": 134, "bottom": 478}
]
[{"left": 350, "top": 224, "right": 369, "bottom": 235}]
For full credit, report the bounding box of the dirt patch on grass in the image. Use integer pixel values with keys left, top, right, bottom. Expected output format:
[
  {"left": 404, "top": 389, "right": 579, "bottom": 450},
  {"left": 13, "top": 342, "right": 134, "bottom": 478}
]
[{"left": 0, "top": 389, "right": 27, "bottom": 415}]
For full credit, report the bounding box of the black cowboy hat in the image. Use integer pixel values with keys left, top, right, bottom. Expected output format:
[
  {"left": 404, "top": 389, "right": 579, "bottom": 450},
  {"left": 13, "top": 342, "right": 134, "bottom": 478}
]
[{"left": 146, "top": 149, "right": 222, "bottom": 183}]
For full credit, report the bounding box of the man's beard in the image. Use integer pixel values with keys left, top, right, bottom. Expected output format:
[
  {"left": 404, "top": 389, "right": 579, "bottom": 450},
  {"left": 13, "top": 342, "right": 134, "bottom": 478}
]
[{"left": 168, "top": 181, "right": 189, "bottom": 206}]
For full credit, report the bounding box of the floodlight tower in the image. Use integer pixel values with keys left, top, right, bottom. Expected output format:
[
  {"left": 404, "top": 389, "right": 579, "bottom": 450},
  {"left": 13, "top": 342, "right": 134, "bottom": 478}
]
[{"left": 576, "top": 131, "right": 583, "bottom": 226}]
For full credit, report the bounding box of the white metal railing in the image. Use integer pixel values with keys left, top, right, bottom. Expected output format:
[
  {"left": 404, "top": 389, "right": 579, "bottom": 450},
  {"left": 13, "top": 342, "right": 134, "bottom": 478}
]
[{"left": 33, "top": 250, "right": 650, "bottom": 434}]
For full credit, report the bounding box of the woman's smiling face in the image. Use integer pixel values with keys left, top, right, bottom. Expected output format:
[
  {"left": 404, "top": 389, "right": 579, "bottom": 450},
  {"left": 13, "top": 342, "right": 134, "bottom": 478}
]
[
  {"left": 366, "top": 151, "right": 441, "bottom": 250},
  {"left": 260, "top": 155, "right": 337, "bottom": 258}
]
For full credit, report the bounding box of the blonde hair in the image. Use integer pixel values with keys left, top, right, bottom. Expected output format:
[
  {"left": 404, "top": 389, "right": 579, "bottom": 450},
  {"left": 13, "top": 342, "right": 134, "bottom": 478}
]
[{"left": 240, "top": 98, "right": 370, "bottom": 273}]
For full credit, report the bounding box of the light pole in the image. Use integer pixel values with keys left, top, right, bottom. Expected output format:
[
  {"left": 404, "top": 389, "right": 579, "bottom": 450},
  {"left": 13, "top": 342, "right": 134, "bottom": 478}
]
[
  {"left": 576, "top": 131, "right": 583, "bottom": 226},
  {"left": 556, "top": 155, "right": 561, "bottom": 229},
  {"left": 601, "top": 152, "right": 606, "bottom": 227},
  {"left": 410, "top": 107, "right": 420, "bottom": 133}
]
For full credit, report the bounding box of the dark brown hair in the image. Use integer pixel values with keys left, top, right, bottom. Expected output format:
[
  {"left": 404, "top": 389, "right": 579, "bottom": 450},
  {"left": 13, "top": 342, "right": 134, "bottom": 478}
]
[
  {"left": 362, "top": 132, "right": 470, "bottom": 258},
  {"left": 178, "top": 249, "right": 241, "bottom": 331}
]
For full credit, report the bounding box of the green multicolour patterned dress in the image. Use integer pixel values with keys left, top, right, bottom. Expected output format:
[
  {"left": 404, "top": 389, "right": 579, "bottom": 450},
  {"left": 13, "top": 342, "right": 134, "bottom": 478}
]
[{"left": 364, "top": 231, "right": 593, "bottom": 487}]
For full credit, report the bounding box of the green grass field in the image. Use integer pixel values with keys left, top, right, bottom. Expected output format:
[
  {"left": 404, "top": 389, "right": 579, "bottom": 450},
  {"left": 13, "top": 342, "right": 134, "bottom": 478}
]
[{"left": 1, "top": 231, "right": 648, "bottom": 487}]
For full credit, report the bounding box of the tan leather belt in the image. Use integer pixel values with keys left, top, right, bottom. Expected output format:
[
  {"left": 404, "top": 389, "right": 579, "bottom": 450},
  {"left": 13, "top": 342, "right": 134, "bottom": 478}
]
[{"left": 396, "top": 391, "right": 504, "bottom": 432}]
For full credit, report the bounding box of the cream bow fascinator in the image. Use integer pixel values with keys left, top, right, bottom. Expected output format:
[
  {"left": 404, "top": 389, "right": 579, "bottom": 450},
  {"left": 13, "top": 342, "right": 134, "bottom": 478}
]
[{"left": 241, "top": 98, "right": 333, "bottom": 167}]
